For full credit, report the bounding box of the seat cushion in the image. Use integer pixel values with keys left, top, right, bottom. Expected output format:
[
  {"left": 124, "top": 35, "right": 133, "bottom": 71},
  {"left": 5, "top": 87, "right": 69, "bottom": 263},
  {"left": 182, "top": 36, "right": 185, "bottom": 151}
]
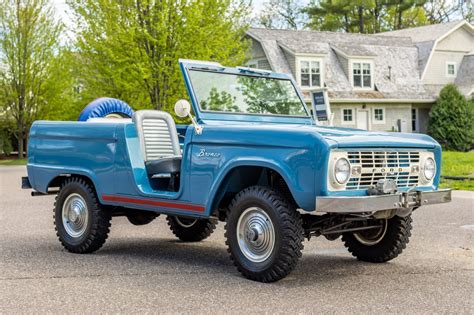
[{"left": 145, "top": 156, "right": 182, "bottom": 176}]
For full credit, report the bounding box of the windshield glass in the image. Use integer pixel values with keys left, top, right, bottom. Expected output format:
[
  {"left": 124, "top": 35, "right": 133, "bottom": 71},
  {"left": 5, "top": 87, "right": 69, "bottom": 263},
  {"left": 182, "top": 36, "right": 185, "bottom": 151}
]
[{"left": 188, "top": 70, "right": 308, "bottom": 117}]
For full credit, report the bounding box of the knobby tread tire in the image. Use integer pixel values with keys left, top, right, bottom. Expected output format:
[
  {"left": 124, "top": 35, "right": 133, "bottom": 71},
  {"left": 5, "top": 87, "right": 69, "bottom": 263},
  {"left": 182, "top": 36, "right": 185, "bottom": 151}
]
[
  {"left": 166, "top": 216, "right": 216, "bottom": 242},
  {"left": 54, "top": 177, "right": 111, "bottom": 253},
  {"left": 342, "top": 215, "right": 413, "bottom": 263},
  {"left": 225, "top": 186, "right": 304, "bottom": 283}
]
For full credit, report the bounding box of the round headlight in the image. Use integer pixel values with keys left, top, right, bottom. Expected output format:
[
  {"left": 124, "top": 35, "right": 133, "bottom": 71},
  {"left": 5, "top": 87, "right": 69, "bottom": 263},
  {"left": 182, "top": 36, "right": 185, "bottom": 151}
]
[
  {"left": 423, "top": 157, "right": 436, "bottom": 181},
  {"left": 334, "top": 158, "right": 351, "bottom": 184}
]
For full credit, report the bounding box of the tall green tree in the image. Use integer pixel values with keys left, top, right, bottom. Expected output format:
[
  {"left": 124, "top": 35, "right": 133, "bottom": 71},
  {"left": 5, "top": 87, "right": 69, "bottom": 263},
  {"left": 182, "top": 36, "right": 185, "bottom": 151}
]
[
  {"left": 305, "top": 0, "right": 428, "bottom": 33},
  {"left": 68, "top": 0, "right": 250, "bottom": 112},
  {"left": 427, "top": 84, "right": 473, "bottom": 152},
  {"left": 0, "top": 0, "right": 63, "bottom": 158}
]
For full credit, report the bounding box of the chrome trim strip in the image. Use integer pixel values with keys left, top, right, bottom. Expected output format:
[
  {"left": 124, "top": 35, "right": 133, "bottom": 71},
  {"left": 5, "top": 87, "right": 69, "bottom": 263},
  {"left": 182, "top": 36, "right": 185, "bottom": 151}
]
[{"left": 315, "top": 189, "right": 451, "bottom": 213}]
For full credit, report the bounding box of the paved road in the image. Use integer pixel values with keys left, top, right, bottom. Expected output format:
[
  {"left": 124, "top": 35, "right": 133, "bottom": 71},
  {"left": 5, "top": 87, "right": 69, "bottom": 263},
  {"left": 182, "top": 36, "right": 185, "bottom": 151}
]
[{"left": 0, "top": 166, "right": 473, "bottom": 314}]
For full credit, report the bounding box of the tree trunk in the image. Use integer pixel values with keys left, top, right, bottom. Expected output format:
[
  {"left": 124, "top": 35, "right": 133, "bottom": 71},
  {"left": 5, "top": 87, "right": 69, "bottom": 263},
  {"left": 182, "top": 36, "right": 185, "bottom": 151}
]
[
  {"left": 344, "top": 14, "right": 349, "bottom": 32},
  {"left": 18, "top": 132, "right": 24, "bottom": 159},
  {"left": 358, "top": 6, "right": 364, "bottom": 33},
  {"left": 374, "top": 1, "right": 380, "bottom": 33}
]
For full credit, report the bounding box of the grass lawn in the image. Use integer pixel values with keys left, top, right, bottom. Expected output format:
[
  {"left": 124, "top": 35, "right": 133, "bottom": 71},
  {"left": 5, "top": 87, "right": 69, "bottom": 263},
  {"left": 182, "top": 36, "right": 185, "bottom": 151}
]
[
  {"left": 0, "top": 158, "right": 27, "bottom": 166},
  {"left": 439, "top": 151, "right": 474, "bottom": 191}
]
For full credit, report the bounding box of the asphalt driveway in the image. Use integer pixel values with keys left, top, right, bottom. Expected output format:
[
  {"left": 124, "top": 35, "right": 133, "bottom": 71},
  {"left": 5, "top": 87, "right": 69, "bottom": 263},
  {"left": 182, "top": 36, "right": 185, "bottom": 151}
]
[{"left": 1, "top": 166, "right": 473, "bottom": 313}]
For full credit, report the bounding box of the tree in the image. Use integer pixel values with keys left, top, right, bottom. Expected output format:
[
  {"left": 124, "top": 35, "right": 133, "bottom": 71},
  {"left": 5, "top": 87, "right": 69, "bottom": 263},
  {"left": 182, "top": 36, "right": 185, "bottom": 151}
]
[
  {"left": 424, "top": 0, "right": 473, "bottom": 24},
  {"left": 256, "top": 0, "right": 306, "bottom": 30},
  {"left": 427, "top": 84, "right": 473, "bottom": 152},
  {"left": 305, "top": 0, "right": 429, "bottom": 33},
  {"left": 68, "top": 0, "right": 250, "bottom": 113},
  {"left": 0, "top": 0, "right": 62, "bottom": 158},
  {"left": 200, "top": 88, "right": 239, "bottom": 112}
]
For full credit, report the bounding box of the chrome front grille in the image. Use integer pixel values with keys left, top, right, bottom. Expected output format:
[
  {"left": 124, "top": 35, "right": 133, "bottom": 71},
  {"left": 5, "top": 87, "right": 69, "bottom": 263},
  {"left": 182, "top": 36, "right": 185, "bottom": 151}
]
[{"left": 346, "top": 151, "right": 420, "bottom": 190}]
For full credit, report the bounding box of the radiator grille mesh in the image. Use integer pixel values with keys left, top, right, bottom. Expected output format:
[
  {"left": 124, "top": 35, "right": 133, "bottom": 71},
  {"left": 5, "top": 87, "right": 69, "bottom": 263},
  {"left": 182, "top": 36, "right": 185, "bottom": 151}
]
[{"left": 346, "top": 151, "right": 420, "bottom": 190}]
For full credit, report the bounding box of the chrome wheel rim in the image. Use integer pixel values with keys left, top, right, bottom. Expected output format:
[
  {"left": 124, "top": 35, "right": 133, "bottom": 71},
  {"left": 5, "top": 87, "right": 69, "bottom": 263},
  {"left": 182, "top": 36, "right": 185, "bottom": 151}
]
[
  {"left": 175, "top": 217, "right": 197, "bottom": 228},
  {"left": 236, "top": 207, "right": 275, "bottom": 263},
  {"left": 62, "top": 193, "right": 89, "bottom": 238},
  {"left": 354, "top": 219, "right": 388, "bottom": 246}
]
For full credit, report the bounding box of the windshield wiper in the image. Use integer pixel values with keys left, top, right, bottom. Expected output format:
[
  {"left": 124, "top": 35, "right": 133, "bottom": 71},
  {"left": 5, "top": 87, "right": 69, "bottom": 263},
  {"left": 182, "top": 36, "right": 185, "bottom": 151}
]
[{"left": 236, "top": 67, "right": 272, "bottom": 76}]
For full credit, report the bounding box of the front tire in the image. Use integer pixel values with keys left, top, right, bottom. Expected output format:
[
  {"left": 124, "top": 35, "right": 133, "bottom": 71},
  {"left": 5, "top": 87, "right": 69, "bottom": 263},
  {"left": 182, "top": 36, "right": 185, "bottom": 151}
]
[
  {"left": 54, "top": 177, "right": 111, "bottom": 253},
  {"left": 166, "top": 216, "right": 216, "bottom": 242},
  {"left": 225, "top": 186, "right": 304, "bottom": 282},
  {"left": 342, "top": 215, "right": 413, "bottom": 262}
]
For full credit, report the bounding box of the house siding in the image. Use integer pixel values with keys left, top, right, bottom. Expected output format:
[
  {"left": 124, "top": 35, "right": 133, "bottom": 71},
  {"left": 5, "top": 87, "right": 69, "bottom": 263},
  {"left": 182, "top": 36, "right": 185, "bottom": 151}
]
[
  {"left": 248, "top": 39, "right": 272, "bottom": 70},
  {"left": 423, "top": 51, "right": 468, "bottom": 84},
  {"left": 436, "top": 27, "right": 474, "bottom": 52},
  {"left": 331, "top": 103, "right": 412, "bottom": 132},
  {"left": 257, "top": 59, "right": 272, "bottom": 70},
  {"left": 423, "top": 27, "right": 474, "bottom": 84},
  {"left": 283, "top": 50, "right": 296, "bottom": 77},
  {"left": 335, "top": 53, "right": 349, "bottom": 77},
  {"left": 250, "top": 39, "right": 267, "bottom": 59}
]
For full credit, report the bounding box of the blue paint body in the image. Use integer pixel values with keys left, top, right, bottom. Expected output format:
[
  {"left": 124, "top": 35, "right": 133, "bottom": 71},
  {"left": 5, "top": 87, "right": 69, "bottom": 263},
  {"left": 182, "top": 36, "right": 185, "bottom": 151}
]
[{"left": 26, "top": 61, "right": 442, "bottom": 218}]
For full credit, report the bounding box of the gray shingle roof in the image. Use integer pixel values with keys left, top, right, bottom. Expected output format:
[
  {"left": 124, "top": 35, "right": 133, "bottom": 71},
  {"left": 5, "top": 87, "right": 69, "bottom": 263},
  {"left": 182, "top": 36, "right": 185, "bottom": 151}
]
[
  {"left": 378, "top": 20, "right": 464, "bottom": 43},
  {"left": 378, "top": 21, "right": 474, "bottom": 74},
  {"left": 331, "top": 44, "right": 376, "bottom": 57},
  {"left": 247, "top": 28, "right": 432, "bottom": 101},
  {"left": 455, "top": 54, "right": 474, "bottom": 95}
]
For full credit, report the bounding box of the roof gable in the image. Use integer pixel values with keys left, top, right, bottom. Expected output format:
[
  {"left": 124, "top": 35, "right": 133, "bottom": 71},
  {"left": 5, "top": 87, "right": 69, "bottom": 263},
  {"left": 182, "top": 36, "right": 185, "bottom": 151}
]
[{"left": 378, "top": 20, "right": 468, "bottom": 43}]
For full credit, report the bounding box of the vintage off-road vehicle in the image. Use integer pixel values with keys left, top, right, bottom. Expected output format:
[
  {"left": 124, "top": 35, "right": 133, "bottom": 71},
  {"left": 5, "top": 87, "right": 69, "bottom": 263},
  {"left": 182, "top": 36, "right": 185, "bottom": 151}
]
[{"left": 23, "top": 60, "right": 451, "bottom": 282}]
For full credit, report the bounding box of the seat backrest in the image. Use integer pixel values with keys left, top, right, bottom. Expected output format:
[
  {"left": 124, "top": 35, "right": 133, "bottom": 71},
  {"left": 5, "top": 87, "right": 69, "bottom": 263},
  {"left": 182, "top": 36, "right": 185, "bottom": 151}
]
[{"left": 133, "top": 110, "right": 181, "bottom": 161}]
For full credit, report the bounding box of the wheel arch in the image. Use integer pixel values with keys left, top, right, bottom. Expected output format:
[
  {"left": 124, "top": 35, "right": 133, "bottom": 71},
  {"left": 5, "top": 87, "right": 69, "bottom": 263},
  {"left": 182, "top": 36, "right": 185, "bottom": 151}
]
[
  {"left": 47, "top": 173, "right": 98, "bottom": 195},
  {"left": 208, "top": 161, "right": 299, "bottom": 220}
]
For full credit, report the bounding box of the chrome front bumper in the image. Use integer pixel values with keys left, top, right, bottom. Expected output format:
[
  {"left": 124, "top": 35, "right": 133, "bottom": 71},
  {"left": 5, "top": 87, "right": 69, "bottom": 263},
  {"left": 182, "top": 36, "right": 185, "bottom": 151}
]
[{"left": 315, "top": 189, "right": 452, "bottom": 213}]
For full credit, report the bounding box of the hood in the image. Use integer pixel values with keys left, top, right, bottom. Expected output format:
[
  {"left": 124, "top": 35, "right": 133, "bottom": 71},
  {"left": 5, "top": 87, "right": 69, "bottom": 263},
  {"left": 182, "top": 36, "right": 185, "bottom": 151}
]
[
  {"left": 202, "top": 120, "right": 439, "bottom": 149},
  {"left": 312, "top": 125, "right": 438, "bottom": 149}
]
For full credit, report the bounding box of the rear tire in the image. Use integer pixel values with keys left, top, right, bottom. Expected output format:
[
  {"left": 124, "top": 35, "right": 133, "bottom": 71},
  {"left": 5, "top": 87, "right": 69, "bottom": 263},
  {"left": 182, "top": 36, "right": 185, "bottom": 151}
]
[
  {"left": 166, "top": 216, "right": 216, "bottom": 242},
  {"left": 342, "top": 215, "right": 412, "bottom": 263},
  {"left": 54, "top": 177, "right": 111, "bottom": 253},
  {"left": 225, "top": 186, "right": 304, "bottom": 282}
]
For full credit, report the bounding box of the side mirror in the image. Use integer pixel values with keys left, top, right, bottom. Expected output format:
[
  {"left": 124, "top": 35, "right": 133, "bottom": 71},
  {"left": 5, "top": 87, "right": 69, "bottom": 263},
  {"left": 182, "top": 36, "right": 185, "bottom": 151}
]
[
  {"left": 174, "top": 99, "right": 203, "bottom": 135},
  {"left": 174, "top": 99, "right": 191, "bottom": 118}
]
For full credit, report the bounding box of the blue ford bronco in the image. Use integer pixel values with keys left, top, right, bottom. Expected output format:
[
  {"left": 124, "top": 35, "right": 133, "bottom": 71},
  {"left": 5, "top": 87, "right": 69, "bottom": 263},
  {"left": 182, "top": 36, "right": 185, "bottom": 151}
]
[{"left": 23, "top": 59, "right": 451, "bottom": 282}]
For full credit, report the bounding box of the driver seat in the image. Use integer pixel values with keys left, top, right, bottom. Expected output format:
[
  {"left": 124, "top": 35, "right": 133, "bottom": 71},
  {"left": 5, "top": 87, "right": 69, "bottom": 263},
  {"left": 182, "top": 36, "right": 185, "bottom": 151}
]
[{"left": 133, "top": 110, "right": 182, "bottom": 178}]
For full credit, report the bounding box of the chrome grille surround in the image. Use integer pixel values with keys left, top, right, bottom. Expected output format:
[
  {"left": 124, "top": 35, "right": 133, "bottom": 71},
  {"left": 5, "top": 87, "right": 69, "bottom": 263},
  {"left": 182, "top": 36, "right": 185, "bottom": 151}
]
[{"left": 328, "top": 149, "right": 435, "bottom": 191}]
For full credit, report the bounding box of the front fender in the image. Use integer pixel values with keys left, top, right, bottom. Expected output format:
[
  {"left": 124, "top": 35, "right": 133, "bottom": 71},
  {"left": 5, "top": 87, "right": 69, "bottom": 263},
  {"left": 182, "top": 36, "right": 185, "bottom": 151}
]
[{"left": 206, "top": 156, "right": 316, "bottom": 214}]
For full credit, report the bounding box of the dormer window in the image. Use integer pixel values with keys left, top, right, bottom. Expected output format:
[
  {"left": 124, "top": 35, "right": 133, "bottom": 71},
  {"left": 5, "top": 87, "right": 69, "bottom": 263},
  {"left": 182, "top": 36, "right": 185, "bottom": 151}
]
[
  {"left": 446, "top": 62, "right": 456, "bottom": 77},
  {"left": 352, "top": 62, "right": 372, "bottom": 89},
  {"left": 296, "top": 57, "right": 323, "bottom": 89}
]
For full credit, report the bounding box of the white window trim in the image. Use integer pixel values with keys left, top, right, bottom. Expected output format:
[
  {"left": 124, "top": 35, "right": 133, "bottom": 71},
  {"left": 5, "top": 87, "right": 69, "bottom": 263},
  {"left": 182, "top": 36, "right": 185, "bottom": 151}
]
[
  {"left": 349, "top": 59, "right": 374, "bottom": 90},
  {"left": 341, "top": 107, "right": 355, "bottom": 125},
  {"left": 295, "top": 56, "right": 324, "bottom": 90},
  {"left": 446, "top": 61, "right": 457, "bottom": 77},
  {"left": 372, "top": 107, "right": 385, "bottom": 124}
]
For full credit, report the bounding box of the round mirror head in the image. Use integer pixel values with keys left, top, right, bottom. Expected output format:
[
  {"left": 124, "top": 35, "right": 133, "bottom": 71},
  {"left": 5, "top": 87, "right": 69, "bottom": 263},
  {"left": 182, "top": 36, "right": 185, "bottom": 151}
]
[{"left": 174, "top": 99, "right": 191, "bottom": 118}]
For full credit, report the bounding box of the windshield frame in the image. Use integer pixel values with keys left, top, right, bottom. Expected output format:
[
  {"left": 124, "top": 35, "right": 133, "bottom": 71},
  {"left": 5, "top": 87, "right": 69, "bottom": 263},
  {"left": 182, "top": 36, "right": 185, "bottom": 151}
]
[{"left": 179, "top": 60, "right": 313, "bottom": 125}]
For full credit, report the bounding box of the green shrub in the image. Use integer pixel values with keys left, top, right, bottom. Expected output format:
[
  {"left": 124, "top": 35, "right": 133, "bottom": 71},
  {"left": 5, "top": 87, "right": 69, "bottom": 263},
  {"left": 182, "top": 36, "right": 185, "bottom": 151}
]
[{"left": 428, "top": 84, "right": 474, "bottom": 152}]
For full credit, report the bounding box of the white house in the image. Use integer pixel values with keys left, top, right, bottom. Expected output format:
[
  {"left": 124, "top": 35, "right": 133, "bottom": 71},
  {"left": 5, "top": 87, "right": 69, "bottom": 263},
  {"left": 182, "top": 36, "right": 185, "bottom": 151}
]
[{"left": 246, "top": 20, "right": 473, "bottom": 133}]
